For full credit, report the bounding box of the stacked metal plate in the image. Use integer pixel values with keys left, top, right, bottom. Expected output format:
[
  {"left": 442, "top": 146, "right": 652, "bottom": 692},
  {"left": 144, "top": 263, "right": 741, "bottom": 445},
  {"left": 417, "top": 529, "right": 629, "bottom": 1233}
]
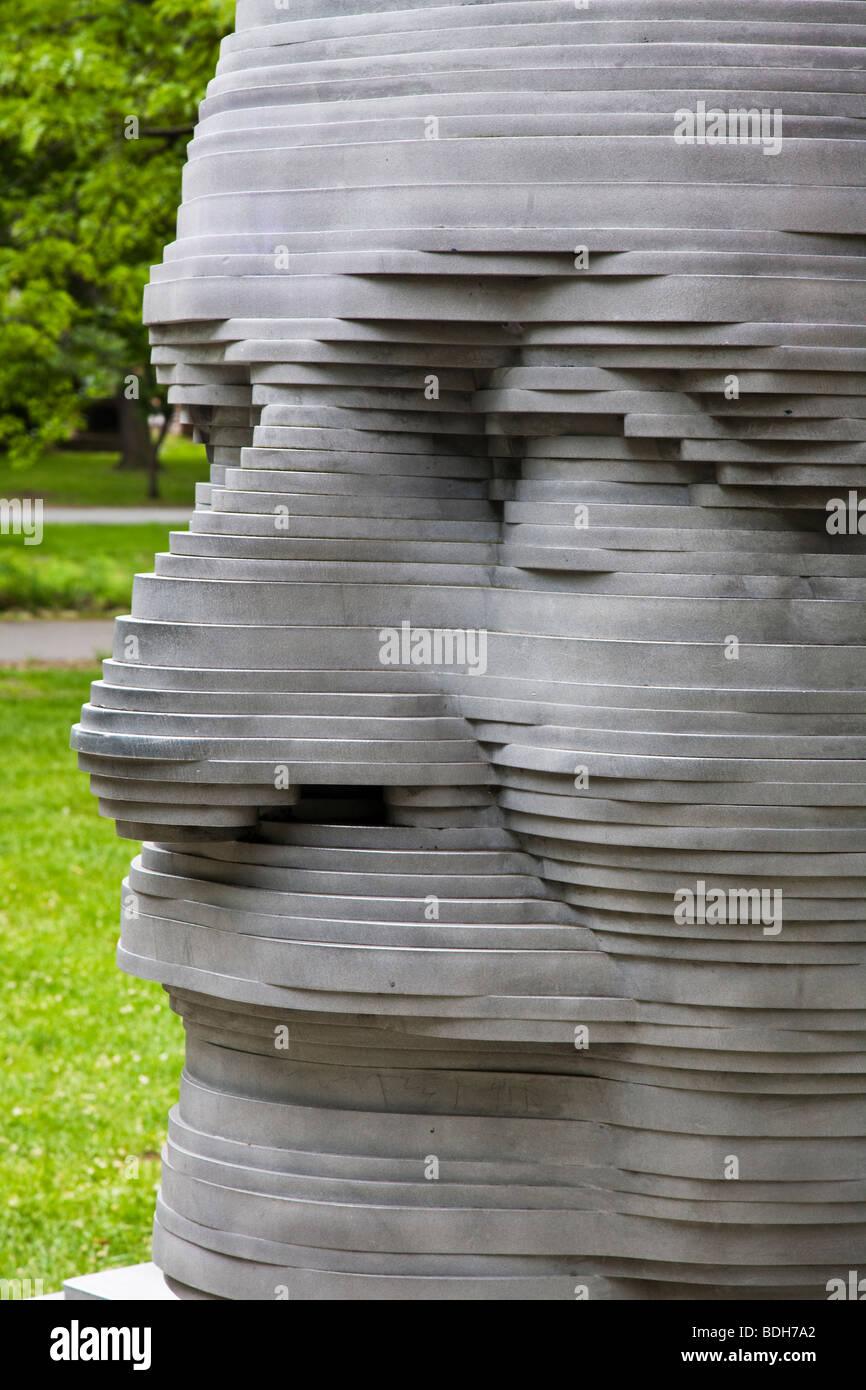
[{"left": 72, "top": 0, "right": 866, "bottom": 1298}]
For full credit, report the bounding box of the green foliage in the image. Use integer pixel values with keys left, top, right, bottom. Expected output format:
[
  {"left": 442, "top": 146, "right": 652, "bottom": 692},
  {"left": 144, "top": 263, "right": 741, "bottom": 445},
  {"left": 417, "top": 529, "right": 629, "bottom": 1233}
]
[
  {"left": 0, "top": 0, "right": 234, "bottom": 465},
  {"left": 0, "top": 523, "right": 174, "bottom": 615},
  {"left": 0, "top": 666, "right": 183, "bottom": 1291},
  {"left": 0, "top": 435, "right": 204, "bottom": 506}
]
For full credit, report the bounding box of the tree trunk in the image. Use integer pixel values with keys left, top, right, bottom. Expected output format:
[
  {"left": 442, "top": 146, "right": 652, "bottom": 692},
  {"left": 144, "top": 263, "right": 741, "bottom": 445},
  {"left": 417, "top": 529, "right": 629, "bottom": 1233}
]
[
  {"left": 147, "top": 412, "right": 172, "bottom": 500},
  {"left": 115, "top": 390, "right": 154, "bottom": 470},
  {"left": 115, "top": 390, "right": 165, "bottom": 500}
]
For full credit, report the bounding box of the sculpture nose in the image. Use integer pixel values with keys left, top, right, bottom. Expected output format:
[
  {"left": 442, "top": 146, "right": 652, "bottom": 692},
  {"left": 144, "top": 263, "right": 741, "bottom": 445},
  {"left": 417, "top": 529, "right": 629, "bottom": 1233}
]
[{"left": 72, "top": 372, "right": 507, "bottom": 837}]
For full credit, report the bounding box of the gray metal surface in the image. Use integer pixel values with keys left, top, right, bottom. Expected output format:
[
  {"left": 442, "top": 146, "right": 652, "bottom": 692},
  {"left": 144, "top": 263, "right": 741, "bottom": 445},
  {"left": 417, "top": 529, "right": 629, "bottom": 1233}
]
[{"left": 72, "top": 0, "right": 866, "bottom": 1299}]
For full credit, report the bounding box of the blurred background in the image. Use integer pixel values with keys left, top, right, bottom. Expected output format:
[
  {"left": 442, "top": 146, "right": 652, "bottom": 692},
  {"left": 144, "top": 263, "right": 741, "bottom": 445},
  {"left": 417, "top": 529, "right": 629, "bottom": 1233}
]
[{"left": 0, "top": 0, "right": 234, "bottom": 1293}]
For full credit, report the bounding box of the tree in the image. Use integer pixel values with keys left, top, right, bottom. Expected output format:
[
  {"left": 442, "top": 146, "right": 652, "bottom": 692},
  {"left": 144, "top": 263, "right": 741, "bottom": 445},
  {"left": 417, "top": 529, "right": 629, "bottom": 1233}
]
[{"left": 0, "top": 0, "right": 235, "bottom": 494}]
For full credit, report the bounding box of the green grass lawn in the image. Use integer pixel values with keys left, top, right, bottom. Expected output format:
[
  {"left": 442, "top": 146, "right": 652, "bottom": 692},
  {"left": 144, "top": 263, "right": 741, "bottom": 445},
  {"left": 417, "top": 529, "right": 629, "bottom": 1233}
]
[
  {"left": 0, "top": 666, "right": 183, "bottom": 1294},
  {"left": 0, "top": 436, "right": 205, "bottom": 508},
  {"left": 0, "top": 524, "right": 173, "bottom": 617}
]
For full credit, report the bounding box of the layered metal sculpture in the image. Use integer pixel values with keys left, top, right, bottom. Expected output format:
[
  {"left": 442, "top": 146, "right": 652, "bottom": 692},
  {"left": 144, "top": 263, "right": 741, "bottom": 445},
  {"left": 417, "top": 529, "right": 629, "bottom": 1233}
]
[{"left": 73, "top": 0, "right": 866, "bottom": 1299}]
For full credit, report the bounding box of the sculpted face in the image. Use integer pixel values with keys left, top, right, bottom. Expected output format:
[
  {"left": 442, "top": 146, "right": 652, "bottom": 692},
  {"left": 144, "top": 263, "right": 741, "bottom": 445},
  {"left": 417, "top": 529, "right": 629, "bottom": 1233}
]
[{"left": 73, "top": 0, "right": 866, "bottom": 1299}]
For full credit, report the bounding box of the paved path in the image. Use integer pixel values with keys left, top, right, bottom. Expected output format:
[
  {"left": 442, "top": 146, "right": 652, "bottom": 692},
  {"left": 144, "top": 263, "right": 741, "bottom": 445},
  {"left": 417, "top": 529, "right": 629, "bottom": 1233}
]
[
  {"left": 0, "top": 509, "right": 184, "bottom": 663},
  {"left": 0, "top": 620, "right": 115, "bottom": 664},
  {"left": 42, "top": 508, "right": 191, "bottom": 524},
  {"left": 0, "top": 508, "right": 186, "bottom": 664}
]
